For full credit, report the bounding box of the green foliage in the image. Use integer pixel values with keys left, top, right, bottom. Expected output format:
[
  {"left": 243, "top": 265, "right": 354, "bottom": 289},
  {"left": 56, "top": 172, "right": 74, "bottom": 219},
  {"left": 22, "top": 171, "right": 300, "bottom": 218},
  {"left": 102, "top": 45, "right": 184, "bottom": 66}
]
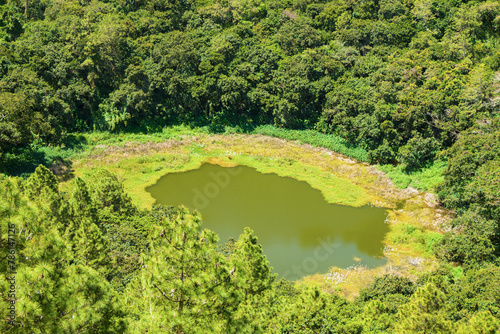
[
  {"left": 101, "top": 211, "right": 152, "bottom": 290},
  {"left": 24, "top": 164, "right": 58, "bottom": 197},
  {"left": 362, "top": 299, "right": 395, "bottom": 333},
  {"left": 436, "top": 118, "right": 500, "bottom": 268},
  {"left": 86, "top": 169, "right": 135, "bottom": 215},
  {"left": 457, "top": 311, "right": 500, "bottom": 334},
  {"left": 439, "top": 119, "right": 500, "bottom": 214},
  {"left": 254, "top": 286, "right": 365, "bottom": 333},
  {"left": 275, "top": 16, "right": 323, "bottom": 55},
  {"left": 449, "top": 264, "right": 500, "bottom": 322},
  {"left": 436, "top": 208, "right": 497, "bottom": 265},
  {"left": 229, "top": 227, "right": 276, "bottom": 299},
  {"left": 0, "top": 167, "right": 127, "bottom": 333},
  {"left": 68, "top": 177, "right": 96, "bottom": 221},
  {"left": 359, "top": 274, "right": 416, "bottom": 301},
  {"left": 395, "top": 283, "right": 453, "bottom": 333},
  {"left": 253, "top": 125, "right": 369, "bottom": 162},
  {"left": 1, "top": 0, "right": 500, "bottom": 330},
  {"left": 73, "top": 218, "right": 110, "bottom": 268},
  {"left": 0, "top": 90, "right": 59, "bottom": 153},
  {"left": 378, "top": 159, "right": 446, "bottom": 191},
  {"left": 397, "top": 134, "right": 441, "bottom": 171}
]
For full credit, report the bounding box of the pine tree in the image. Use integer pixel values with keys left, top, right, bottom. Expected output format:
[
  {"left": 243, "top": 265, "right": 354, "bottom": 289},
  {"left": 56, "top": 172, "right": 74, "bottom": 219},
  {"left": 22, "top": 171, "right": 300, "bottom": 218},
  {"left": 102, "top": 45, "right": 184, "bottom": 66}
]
[
  {"left": 395, "top": 283, "right": 453, "bottom": 333},
  {"left": 73, "top": 218, "right": 110, "bottom": 269},
  {"left": 0, "top": 171, "right": 125, "bottom": 333},
  {"left": 362, "top": 299, "right": 393, "bottom": 333},
  {"left": 229, "top": 227, "right": 276, "bottom": 301},
  {"left": 24, "top": 165, "right": 58, "bottom": 197},
  {"left": 24, "top": 165, "right": 62, "bottom": 221},
  {"left": 86, "top": 169, "right": 134, "bottom": 215},
  {"left": 457, "top": 311, "right": 500, "bottom": 334},
  {"left": 124, "top": 207, "right": 237, "bottom": 333},
  {"left": 68, "top": 177, "right": 96, "bottom": 223}
]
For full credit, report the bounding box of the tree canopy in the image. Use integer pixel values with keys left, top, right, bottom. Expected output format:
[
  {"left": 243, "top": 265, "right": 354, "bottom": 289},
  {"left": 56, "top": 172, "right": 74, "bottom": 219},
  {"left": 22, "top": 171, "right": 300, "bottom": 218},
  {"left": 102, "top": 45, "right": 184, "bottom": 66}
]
[{"left": 1, "top": 0, "right": 500, "bottom": 331}]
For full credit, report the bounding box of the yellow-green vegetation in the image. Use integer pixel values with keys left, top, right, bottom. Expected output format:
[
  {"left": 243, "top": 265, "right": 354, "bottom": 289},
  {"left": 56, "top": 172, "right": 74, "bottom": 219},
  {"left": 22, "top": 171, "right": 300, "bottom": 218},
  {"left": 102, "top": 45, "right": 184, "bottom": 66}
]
[
  {"left": 377, "top": 160, "right": 447, "bottom": 192},
  {"left": 61, "top": 132, "right": 451, "bottom": 299}
]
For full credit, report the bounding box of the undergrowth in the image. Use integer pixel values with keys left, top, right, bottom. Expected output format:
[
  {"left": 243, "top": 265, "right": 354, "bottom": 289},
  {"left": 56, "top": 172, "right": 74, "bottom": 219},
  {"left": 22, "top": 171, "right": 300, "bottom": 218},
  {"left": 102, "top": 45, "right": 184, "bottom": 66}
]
[
  {"left": 378, "top": 160, "right": 447, "bottom": 192},
  {"left": 252, "top": 125, "right": 369, "bottom": 162}
]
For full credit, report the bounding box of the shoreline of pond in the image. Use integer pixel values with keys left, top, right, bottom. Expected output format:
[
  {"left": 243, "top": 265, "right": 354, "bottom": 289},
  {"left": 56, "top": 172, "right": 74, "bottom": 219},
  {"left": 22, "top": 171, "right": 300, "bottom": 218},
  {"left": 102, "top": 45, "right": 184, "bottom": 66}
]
[
  {"left": 60, "top": 133, "right": 453, "bottom": 300},
  {"left": 146, "top": 162, "right": 391, "bottom": 280}
]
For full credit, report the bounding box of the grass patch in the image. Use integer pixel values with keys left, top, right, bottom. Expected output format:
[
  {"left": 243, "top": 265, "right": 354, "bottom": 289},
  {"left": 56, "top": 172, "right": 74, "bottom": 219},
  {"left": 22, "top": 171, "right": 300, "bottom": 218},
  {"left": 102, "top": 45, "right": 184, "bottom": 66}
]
[
  {"left": 252, "top": 125, "right": 369, "bottom": 162},
  {"left": 388, "top": 223, "right": 443, "bottom": 258},
  {"left": 378, "top": 160, "right": 446, "bottom": 191},
  {"left": 0, "top": 145, "right": 81, "bottom": 178},
  {"left": 0, "top": 125, "right": 209, "bottom": 178},
  {"left": 80, "top": 125, "right": 208, "bottom": 147}
]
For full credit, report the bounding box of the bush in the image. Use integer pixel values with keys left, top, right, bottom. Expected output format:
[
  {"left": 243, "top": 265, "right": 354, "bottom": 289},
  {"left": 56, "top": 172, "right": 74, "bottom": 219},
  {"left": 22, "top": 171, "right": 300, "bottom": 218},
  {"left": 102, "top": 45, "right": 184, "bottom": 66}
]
[
  {"left": 359, "top": 274, "right": 416, "bottom": 301},
  {"left": 435, "top": 208, "right": 497, "bottom": 265},
  {"left": 397, "top": 134, "right": 440, "bottom": 171}
]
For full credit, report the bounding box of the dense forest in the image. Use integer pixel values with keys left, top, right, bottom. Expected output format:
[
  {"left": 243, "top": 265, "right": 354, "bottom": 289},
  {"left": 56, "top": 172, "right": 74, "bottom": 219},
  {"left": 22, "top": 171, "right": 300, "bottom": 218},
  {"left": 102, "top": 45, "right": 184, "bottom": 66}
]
[{"left": 1, "top": 0, "right": 500, "bottom": 332}]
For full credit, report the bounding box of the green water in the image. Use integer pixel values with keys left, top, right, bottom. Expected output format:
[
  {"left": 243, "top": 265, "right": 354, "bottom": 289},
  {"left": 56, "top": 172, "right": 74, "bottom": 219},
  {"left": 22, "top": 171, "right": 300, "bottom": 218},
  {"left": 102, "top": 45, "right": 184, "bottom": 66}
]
[{"left": 147, "top": 163, "right": 389, "bottom": 280}]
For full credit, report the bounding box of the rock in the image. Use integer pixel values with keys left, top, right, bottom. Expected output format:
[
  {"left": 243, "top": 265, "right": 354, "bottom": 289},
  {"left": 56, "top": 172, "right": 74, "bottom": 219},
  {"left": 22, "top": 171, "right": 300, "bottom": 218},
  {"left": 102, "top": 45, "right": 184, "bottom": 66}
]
[{"left": 424, "top": 192, "right": 439, "bottom": 208}]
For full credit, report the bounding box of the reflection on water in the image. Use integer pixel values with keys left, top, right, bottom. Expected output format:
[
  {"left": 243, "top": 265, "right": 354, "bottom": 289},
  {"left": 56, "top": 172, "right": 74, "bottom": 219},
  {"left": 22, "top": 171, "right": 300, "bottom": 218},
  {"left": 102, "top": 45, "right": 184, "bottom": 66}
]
[{"left": 147, "top": 163, "right": 389, "bottom": 280}]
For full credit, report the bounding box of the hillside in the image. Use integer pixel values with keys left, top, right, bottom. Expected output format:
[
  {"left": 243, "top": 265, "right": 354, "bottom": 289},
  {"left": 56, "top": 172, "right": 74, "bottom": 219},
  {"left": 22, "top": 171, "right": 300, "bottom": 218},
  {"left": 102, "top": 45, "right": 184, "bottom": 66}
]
[{"left": 1, "top": 0, "right": 500, "bottom": 332}]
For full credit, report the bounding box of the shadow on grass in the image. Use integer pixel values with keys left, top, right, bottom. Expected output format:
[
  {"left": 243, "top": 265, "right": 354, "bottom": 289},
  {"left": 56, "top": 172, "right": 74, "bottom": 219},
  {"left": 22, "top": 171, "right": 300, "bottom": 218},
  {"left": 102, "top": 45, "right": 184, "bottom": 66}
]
[
  {"left": 1, "top": 149, "right": 74, "bottom": 181},
  {"left": 63, "top": 133, "right": 88, "bottom": 150},
  {"left": 1, "top": 149, "right": 56, "bottom": 178},
  {"left": 49, "top": 157, "right": 75, "bottom": 182},
  {"left": 0, "top": 134, "right": 88, "bottom": 179}
]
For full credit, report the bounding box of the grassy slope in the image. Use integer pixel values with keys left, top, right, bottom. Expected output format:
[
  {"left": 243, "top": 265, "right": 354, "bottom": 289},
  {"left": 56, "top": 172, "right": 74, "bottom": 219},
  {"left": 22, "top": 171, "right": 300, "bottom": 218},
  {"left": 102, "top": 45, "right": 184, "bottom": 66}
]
[
  {"left": 378, "top": 161, "right": 446, "bottom": 192},
  {"left": 251, "top": 125, "right": 446, "bottom": 192}
]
